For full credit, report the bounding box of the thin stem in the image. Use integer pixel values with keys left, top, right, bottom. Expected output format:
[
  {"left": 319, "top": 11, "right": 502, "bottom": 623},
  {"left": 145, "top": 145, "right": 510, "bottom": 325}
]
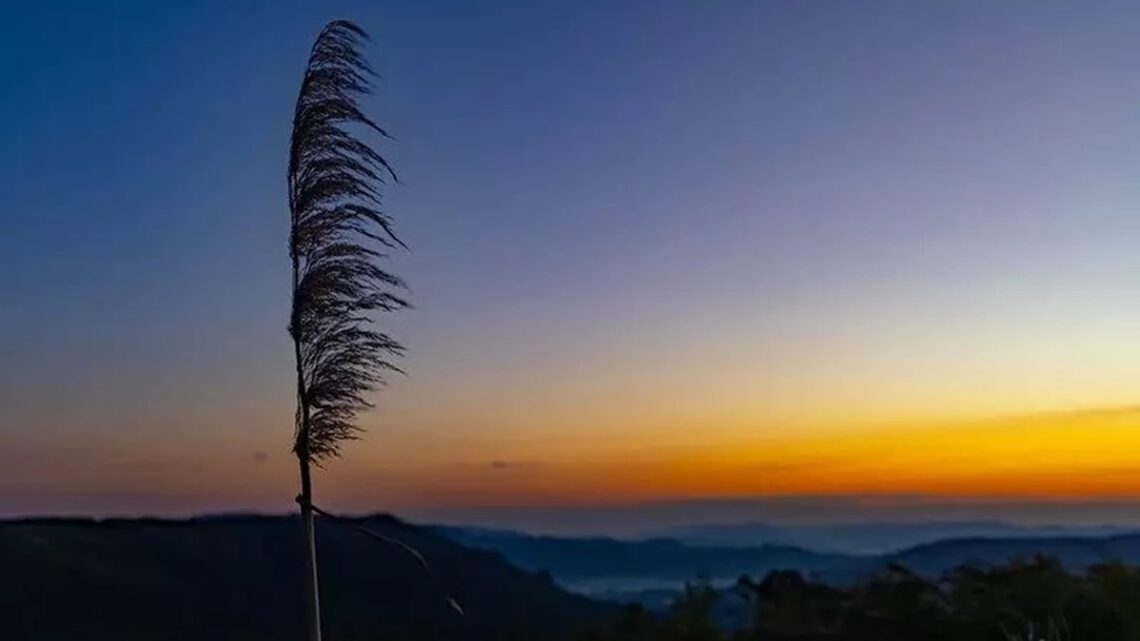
[{"left": 294, "top": 244, "right": 321, "bottom": 641}]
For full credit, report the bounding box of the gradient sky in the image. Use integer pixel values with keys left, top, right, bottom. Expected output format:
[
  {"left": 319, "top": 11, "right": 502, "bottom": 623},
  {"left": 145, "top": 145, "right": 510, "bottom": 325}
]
[{"left": 4, "top": 1, "right": 1140, "bottom": 531}]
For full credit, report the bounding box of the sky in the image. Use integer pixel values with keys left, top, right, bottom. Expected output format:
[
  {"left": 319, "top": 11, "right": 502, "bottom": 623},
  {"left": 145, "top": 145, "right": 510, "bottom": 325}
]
[{"left": 4, "top": 1, "right": 1140, "bottom": 532}]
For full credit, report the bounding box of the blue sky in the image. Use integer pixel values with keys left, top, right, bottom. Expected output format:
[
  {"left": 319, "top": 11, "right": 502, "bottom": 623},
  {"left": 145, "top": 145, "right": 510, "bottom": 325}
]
[{"left": 4, "top": 1, "right": 1140, "bottom": 527}]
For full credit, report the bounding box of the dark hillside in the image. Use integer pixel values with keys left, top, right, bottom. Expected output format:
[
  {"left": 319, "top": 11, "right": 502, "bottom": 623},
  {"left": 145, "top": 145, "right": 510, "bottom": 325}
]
[{"left": 1, "top": 515, "right": 612, "bottom": 641}]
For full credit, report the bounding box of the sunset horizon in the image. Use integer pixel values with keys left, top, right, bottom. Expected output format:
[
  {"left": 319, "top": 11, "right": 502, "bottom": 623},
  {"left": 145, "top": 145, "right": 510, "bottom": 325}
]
[{"left": 10, "top": 403, "right": 1140, "bottom": 530}]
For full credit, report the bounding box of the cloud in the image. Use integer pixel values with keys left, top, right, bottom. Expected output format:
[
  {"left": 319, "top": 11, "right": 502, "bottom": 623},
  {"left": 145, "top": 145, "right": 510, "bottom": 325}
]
[{"left": 488, "top": 460, "right": 543, "bottom": 471}]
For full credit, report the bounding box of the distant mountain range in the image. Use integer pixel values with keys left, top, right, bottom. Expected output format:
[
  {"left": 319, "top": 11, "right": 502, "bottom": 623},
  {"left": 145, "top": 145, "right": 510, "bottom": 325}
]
[
  {"left": 1, "top": 515, "right": 612, "bottom": 641},
  {"left": 433, "top": 523, "right": 1140, "bottom": 601},
  {"left": 658, "top": 520, "right": 1136, "bottom": 554},
  {"left": 433, "top": 525, "right": 850, "bottom": 583}
]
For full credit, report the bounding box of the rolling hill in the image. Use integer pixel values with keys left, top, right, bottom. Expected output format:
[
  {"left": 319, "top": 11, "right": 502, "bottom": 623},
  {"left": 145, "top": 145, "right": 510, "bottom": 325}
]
[
  {"left": 1, "top": 515, "right": 613, "bottom": 641},
  {"left": 886, "top": 533, "right": 1140, "bottom": 577},
  {"left": 434, "top": 525, "right": 852, "bottom": 585}
]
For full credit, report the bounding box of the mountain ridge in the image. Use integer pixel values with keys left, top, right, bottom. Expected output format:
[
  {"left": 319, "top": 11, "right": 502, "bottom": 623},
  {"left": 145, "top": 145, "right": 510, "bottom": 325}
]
[
  {"left": 656, "top": 519, "right": 1138, "bottom": 554},
  {"left": 433, "top": 523, "right": 1140, "bottom": 598}
]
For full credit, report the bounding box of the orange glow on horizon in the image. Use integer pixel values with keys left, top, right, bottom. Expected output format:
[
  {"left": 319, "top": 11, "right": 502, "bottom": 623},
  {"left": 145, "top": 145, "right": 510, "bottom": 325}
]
[
  {"left": 9, "top": 404, "right": 1140, "bottom": 517},
  {"left": 312, "top": 405, "right": 1140, "bottom": 510}
]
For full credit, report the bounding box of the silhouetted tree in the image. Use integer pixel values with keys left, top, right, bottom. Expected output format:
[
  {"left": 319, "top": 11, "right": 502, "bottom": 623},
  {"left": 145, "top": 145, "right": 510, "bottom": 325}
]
[
  {"left": 736, "top": 570, "right": 845, "bottom": 640},
  {"left": 947, "top": 557, "right": 1126, "bottom": 641},
  {"left": 569, "top": 557, "right": 1140, "bottom": 641},
  {"left": 842, "top": 564, "right": 954, "bottom": 641},
  {"left": 1089, "top": 562, "right": 1140, "bottom": 639},
  {"left": 664, "top": 581, "right": 722, "bottom": 641},
  {"left": 287, "top": 19, "right": 407, "bottom": 641},
  {"left": 579, "top": 604, "right": 659, "bottom": 641}
]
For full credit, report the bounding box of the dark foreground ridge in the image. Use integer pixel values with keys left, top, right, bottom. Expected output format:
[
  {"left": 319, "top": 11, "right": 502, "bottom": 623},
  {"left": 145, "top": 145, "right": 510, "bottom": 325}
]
[{"left": 1, "top": 514, "right": 613, "bottom": 641}]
